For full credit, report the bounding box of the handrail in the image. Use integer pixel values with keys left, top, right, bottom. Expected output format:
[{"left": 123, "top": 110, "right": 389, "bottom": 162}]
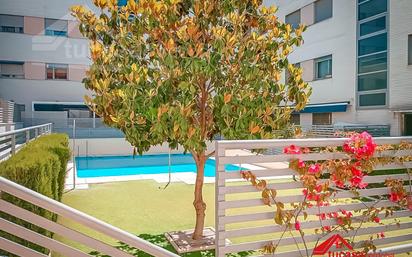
[
  {"left": 0, "top": 123, "right": 52, "bottom": 160},
  {"left": 0, "top": 177, "right": 179, "bottom": 257},
  {"left": 0, "top": 123, "right": 52, "bottom": 138}
]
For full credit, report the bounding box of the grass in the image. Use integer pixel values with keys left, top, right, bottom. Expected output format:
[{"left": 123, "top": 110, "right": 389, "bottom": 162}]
[{"left": 55, "top": 178, "right": 412, "bottom": 257}]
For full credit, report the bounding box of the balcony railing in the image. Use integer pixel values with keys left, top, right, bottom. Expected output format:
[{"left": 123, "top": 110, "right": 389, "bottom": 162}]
[{"left": 0, "top": 123, "right": 52, "bottom": 160}]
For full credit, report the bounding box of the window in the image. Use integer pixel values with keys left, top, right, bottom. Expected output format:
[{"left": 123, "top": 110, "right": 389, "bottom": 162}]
[
  {"left": 358, "top": 71, "right": 387, "bottom": 91},
  {"left": 359, "top": 93, "right": 386, "bottom": 107},
  {"left": 314, "top": 0, "right": 333, "bottom": 23},
  {"left": 285, "top": 10, "right": 301, "bottom": 29},
  {"left": 0, "top": 14, "right": 23, "bottom": 33},
  {"left": 46, "top": 64, "right": 68, "bottom": 80},
  {"left": 358, "top": 0, "right": 387, "bottom": 21},
  {"left": 45, "top": 19, "right": 67, "bottom": 37},
  {"left": 0, "top": 62, "right": 24, "bottom": 79},
  {"left": 312, "top": 113, "right": 332, "bottom": 125},
  {"left": 358, "top": 33, "right": 387, "bottom": 56},
  {"left": 290, "top": 113, "right": 300, "bottom": 125},
  {"left": 409, "top": 35, "right": 412, "bottom": 65},
  {"left": 358, "top": 52, "right": 387, "bottom": 74},
  {"left": 360, "top": 16, "right": 386, "bottom": 37},
  {"left": 118, "top": 0, "right": 128, "bottom": 6},
  {"left": 315, "top": 55, "right": 332, "bottom": 79}
]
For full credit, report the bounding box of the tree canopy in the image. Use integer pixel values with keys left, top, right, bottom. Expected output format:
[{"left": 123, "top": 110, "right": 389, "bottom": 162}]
[
  {"left": 72, "top": 0, "right": 311, "bottom": 239},
  {"left": 72, "top": 0, "right": 311, "bottom": 156}
]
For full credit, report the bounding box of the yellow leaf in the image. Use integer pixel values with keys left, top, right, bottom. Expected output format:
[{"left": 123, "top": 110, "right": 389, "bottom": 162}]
[
  {"left": 250, "top": 125, "right": 260, "bottom": 134},
  {"left": 165, "top": 38, "right": 175, "bottom": 51},
  {"left": 224, "top": 93, "right": 232, "bottom": 104},
  {"left": 187, "top": 47, "right": 195, "bottom": 57},
  {"left": 131, "top": 63, "right": 138, "bottom": 72}
]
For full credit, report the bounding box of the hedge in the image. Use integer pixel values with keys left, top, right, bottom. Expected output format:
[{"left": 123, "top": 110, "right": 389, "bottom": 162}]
[{"left": 0, "top": 133, "right": 71, "bottom": 255}]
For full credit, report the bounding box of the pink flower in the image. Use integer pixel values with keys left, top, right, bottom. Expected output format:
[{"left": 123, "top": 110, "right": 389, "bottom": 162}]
[
  {"left": 373, "top": 216, "right": 380, "bottom": 223},
  {"left": 298, "top": 159, "right": 305, "bottom": 168},
  {"left": 283, "top": 145, "right": 301, "bottom": 154},
  {"left": 380, "top": 232, "right": 385, "bottom": 238},
  {"left": 315, "top": 184, "right": 323, "bottom": 193},
  {"left": 389, "top": 192, "right": 403, "bottom": 202},
  {"left": 295, "top": 221, "right": 301, "bottom": 231},
  {"left": 308, "top": 164, "right": 321, "bottom": 174}
]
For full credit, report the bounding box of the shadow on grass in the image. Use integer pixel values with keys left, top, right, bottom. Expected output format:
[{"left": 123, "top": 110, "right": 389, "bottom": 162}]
[{"left": 90, "top": 233, "right": 254, "bottom": 257}]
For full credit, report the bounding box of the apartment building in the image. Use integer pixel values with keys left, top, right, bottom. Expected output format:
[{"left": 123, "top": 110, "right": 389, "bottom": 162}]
[
  {"left": 268, "top": 0, "right": 412, "bottom": 136},
  {"left": 0, "top": 0, "right": 97, "bottom": 121},
  {"left": 0, "top": 0, "right": 411, "bottom": 136}
]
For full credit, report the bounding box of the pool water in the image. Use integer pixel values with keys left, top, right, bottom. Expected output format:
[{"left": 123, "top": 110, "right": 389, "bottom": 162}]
[{"left": 75, "top": 154, "right": 242, "bottom": 178}]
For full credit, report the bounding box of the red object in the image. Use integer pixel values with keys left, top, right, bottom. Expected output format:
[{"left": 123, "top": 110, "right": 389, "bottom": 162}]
[
  {"left": 295, "top": 221, "right": 301, "bottom": 231},
  {"left": 313, "top": 234, "right": 353, "bottom": 255}
]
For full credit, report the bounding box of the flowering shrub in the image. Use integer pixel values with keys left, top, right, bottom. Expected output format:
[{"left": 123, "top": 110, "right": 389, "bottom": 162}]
[{"left": 240, "top": 132, "right": 412, "bottom": 255}]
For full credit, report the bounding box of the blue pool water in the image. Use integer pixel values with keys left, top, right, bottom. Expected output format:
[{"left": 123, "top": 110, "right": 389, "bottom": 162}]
[{"left": 75, "top": 154, "right": 242, "bottom": 178}]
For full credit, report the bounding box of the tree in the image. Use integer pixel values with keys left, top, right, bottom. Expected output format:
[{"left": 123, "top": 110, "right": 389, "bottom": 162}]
[{"left": 71, "top": 0, "right": 311, "bottom": 240}]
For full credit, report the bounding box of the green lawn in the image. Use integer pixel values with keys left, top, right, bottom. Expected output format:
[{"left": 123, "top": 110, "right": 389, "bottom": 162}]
[
  {"left": 55, "top": 179, "right": 412, "bottom": 257},
  {"left": 55, "top": 180, "right": 216, "bottom": 256}
]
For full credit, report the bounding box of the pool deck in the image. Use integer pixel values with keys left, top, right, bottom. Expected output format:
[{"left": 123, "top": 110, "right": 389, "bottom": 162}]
[{"left": 65, "top": 149, "right": 291, "bottom": 190}]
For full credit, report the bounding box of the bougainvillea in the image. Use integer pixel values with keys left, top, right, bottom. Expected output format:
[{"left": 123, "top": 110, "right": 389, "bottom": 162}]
[{"left": 240, "top": 132, "right": 412, "bottom": 255}]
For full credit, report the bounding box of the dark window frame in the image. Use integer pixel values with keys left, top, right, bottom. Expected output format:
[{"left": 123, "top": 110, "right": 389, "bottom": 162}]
[
  {"left": 0, "top": 61, "right": 25, "bottom": 79},
  {"left": 314, "top": 0, "right": 333, "bottom": 24},
  {"left": 44, "top": 18, "right": 68, "bottom": 37},
  {"left": 46, "top": 63, "right": 68, "bottom": 80},
  {"left": 0, "top": 14, "right": 24, "bottom": 34},
  {"left": 315, "top": 55, "right": 332, "bottom": 80},
  {"left": 312, "top": 112, "right": 332, "bottom": 125},
  {"left": 285, "top": 9, "right": 301, "bottom": 29}
]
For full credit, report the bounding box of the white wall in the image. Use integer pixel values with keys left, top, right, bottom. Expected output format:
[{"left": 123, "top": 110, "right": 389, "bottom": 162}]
[
  {"left": 388, "top": 0, "right": 412, "bottom": 110},
  {"left": 0, "top": 0, "right": 99, "bottom": 20},
  {"left": 0, "top": 78, "right": 90, "bottom": 113},
  {"left": 70, "top": 138, "right": 216, "bottom": 157},
  {"left": 266, "top": 0, "right": 357, "bottom": 106}
]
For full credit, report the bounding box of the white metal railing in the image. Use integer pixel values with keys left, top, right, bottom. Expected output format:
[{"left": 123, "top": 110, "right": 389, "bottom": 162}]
[
  {"left": 215, "top": 136, "right": 412, "bottom": 257},
  {"left": 0, "top": 123, "right": 52, "bottom": 160},
  {"left": 0, "top": 176, "right": 179, "bottom": 257}
]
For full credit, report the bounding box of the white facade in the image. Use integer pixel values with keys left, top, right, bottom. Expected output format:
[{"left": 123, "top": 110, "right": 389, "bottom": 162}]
[
  {"left": 267, "top": 0, "right": 412, "bottom": 136},
  {"left": 0, "top": 0, "right": 411, "bottom": 135},
  {"left": 0, "top": 0, "right": 96, "bottom": 116}
]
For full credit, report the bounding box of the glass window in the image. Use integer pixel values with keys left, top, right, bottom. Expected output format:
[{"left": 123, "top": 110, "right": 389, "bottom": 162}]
[
  {"left": 360, "top": 16, "right": 386, "bottom": 36},
  {"left": 358, "top": 33, "right": 387, "bottom": 56},
  {"left": 0, "top": 14, "right": 23, "bottom": 33},
  {"left": 315, "top": 55, "right": 332, "bottom": 79},
  {"left": 45, "top": 19, "right": 67, "bottom": 37},
  {"left": 358, "top": 71, "right": 387, "bottom": 91},
  {"left": 359, "top": 93, "right": 386, "bottom": 106},
  {"left": 358, "top": 52, "right": 387, "bottom": 74},
  {"left": 286, "top": 10, "right": 301, "bottom": 29},
  {"left": 290, "top": 113, "right": 300, "bottom": 125},
  {"left": 312, "top": 113, "right": 332, "bottom": 125},
  {"left": 0, "top": 62, "right": 24, "bottom": 78},
  {"left": 118, "top": 0, "right": 128, "bottom": 6},
  {"left": 358, "top": 0, "right": 387, "bottom": 21},
  {"left": 314, "top": 0, "right": 333, "bottom": 23},
  {"left": 46, "top": 64, "right": 68, "bottom": 80},
  {"left": 409, "top": 35, "right": 412, "bottom": 65}
]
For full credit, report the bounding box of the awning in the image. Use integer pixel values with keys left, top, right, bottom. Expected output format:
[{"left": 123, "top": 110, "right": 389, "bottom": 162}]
[{"left": 297, "top": 102, "right": 349, "bottom": 113}]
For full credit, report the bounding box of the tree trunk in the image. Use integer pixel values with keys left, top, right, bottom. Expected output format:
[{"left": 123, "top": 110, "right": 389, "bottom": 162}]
[{"left": 192, "top": 154, "right": 207, "bottom": 240}]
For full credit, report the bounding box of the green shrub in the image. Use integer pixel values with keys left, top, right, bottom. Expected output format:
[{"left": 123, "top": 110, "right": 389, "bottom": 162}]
[{"left": 0, "top": 133, "right": 71, "bottom": 255}]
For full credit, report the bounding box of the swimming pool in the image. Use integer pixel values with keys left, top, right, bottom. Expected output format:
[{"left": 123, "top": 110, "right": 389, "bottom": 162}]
[{"left": 75, "top": 154, "right": 243, "bottom": 178}]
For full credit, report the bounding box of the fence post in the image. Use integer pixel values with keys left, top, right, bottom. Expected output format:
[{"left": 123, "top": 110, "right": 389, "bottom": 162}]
[
  {"left": 34, "top": 128, "right": 39, "bottom": 138},
  {"left": 10, "top": 134, "right": 16, "bottom": 155},
  {"left": 25, "top": 130, "right": 30, "bottom": 143}
]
